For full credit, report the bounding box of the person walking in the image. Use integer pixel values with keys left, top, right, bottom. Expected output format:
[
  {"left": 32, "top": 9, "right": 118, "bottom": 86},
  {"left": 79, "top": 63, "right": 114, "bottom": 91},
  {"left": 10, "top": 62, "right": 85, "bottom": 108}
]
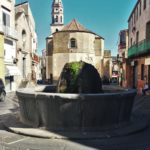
[{"left": 142, "top": 81, "right": 150, "bottom": 95}]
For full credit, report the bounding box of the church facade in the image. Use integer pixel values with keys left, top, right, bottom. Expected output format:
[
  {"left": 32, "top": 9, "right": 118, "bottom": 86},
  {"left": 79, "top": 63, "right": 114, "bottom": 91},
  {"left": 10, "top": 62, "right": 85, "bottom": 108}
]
[{"left": 46, "top": 0, "right": 105, "bottom": 81}]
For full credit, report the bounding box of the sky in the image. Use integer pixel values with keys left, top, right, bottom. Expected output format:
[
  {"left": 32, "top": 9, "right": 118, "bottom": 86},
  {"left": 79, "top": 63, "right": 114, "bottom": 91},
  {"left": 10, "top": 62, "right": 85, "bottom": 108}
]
[{"left": 16, "top": 0, "right": 137, "bottom": 56}]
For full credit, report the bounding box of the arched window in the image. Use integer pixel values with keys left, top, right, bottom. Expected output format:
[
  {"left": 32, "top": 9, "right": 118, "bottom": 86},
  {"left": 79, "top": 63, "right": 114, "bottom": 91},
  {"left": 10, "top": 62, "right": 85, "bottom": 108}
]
[
  {"left": 146, "top": 21, "right": 150, "bottom": 39},
  {"left": 56, "top": 28, "right": 59, "bottom": 32},
  {"left": 70, "top": 38, "right": 77, "bottom": 48},
  {"left": 55, "top": 16, "right": 58, "bottom": 22},
  {"left": 22, "top": 30, "right": 26, "bottom": 42},
  {"left": 52, "top": 17, "right": 55, "bottom": 23},
  {"left": 60, "top": 16, "right": 62, "bottom": 23}
]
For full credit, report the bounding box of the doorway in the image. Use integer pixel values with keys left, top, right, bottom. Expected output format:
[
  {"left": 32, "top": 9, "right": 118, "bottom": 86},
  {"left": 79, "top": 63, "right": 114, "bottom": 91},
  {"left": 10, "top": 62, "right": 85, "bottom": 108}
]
[
  {"left": 133, "top": 66, "right": 138, "bottom": 88},
  {"left": 148, "top": 65, "right": 150, "bottom": 83}
]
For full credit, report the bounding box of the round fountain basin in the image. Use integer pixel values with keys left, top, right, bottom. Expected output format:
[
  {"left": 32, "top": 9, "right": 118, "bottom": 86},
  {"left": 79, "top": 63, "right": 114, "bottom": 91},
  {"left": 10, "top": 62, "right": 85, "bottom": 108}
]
[{"left": 16, "top": 86, "right": 136, "bottom": 131}]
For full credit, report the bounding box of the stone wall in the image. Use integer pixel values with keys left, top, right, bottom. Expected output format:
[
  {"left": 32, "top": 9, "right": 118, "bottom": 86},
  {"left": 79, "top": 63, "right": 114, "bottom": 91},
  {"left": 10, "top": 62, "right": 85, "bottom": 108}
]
[{"left": 53, "top": 32, "right": 95, "bottom": 54}]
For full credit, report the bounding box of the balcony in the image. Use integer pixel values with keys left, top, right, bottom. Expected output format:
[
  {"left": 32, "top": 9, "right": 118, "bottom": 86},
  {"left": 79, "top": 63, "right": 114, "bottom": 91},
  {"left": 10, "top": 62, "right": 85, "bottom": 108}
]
[
  {"left": 0, "top": 24, "right": 18, "bottom": 39},
  {"left": 128, "top": 39, "right": 150, "bottom": 58}
]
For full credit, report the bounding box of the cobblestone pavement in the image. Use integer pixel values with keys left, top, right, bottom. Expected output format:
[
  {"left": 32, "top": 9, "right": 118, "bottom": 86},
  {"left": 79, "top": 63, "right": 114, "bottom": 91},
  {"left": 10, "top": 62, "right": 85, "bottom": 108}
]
[{"left": 0, "top": 91, "right": 150, "bottom": 150}]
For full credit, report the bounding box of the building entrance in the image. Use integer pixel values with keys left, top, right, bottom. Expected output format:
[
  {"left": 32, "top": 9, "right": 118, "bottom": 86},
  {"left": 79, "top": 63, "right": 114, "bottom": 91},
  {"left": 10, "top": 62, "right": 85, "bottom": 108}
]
[
  {"left": 148, "top": 65, "right": 150, "bottom": 83},
  {"left": 133, "top": 66, "right": 138, "bottom": 88}
]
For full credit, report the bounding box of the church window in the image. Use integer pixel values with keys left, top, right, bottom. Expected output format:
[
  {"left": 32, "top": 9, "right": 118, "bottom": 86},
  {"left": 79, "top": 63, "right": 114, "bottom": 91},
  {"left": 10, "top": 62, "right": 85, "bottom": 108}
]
[
  {"left": 22, "top": 30, "right": 26, "bottom": 42},
  {"left": 55, "top": 16, "right": 58, "bottom": 22},
  {"left": 52, "top": 17, "right": 55, "bottom": 23},
  {"left": 70, "top": 38, "right": 77, "bottom": 48},
  {"left": 60, "top": 16, "right": 62, "bottom": 23},
  {"left": 56, "top": 28, "right": 59, "bottom": 32}
]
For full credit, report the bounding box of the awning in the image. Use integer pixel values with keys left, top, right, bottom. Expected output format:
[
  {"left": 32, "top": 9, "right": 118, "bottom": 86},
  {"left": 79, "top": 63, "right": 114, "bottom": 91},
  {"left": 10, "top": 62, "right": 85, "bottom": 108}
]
[{"left": 5, "top": 66, "right": 21, "bottom": 76}]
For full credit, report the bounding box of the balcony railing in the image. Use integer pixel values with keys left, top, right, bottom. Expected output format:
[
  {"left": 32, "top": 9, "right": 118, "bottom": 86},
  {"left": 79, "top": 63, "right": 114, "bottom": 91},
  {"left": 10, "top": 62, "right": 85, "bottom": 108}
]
[
  {"left": 0, "top": 24, "right": 18, "bottom": 39},
  {"left": 128, "top": 39, "right": 150, "bottom": 58}
]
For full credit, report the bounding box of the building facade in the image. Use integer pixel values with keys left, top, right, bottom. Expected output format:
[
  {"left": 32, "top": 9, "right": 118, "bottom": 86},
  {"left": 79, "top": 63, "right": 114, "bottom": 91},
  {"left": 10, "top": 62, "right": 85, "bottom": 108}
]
[
  {"left": 128, "top": 0, "right": 150, "bottom": 90},
  {"left": 103, "top": 50, "right": 112, "bottom": 81},
  {"left": 0, "top": 32, "right": 4, "bottom": 82},
  {"left": 51, "top": 0, "right": 64, "bottom": 34},
  {"left": 15, "top": 2, "right": 38, "bottom": 88},
  {"left": 118, "top": 29, "right": 129, "bottom": 87},
  {"left": 46, "top": 0, "right": 105, "bottom": 81},
  {"left": 0, "top": 0, "right": 19, "bottom": 91},
  {"left": 41, "top": 49, "right": 46, "bottom": 82}
]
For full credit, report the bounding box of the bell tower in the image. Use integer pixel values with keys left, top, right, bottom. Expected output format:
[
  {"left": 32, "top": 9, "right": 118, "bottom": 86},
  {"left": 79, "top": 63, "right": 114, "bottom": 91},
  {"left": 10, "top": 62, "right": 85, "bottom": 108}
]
[{"left": 51, "top": 0, "right": 64, "bottom": 34}]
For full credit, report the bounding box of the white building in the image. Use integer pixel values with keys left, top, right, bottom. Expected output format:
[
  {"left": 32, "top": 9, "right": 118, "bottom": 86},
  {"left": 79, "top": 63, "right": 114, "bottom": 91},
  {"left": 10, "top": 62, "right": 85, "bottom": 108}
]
[
  {"left": 15, "top": 1, "right": 38, "bottom": 88},
  {"left": 0, "top": 0, "right": 20, "bottom": 92}
]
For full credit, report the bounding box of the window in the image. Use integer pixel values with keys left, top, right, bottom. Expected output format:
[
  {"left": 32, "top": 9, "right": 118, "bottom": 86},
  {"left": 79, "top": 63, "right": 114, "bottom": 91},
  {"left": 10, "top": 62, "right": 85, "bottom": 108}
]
[
  {"left": 136, "top": 6, "right": 138, "bottom": 20},
  {"left": 60, "top": 16, "right": 62, "bottom": 23},
  {"left": 136, "top": 31, "right": 139, "bottom": 44},
  {"left": 55, "top": 16, "right": 58, "bottom": 22},
  {"left": 131, "top": 38, "right": 133, "bottom": 46},
  {"left": 141, "top": 64, "right": 144, "bottom": 80},
  {"left": 139, "top": 1, "right": 141, "bottom": 15},
  {"left": 52, "top": 17, "right": 55, "bottom": 24},
  {"left": 2, "top": 12, "right": 10, "bottom": 27},
  {"left": 146, "top": 21, "right": 150, "bottom": 39},
  {"left": 144, "top": 0, "right": 146, "bottom": 10},
  {"left": 22, "top": 30, "right": 26, "bottom": 42},
  {"left": 4, "top": 39, "right": 13, "bottom": 45},
  {"left": 70, "top": 38, "right": 77, "bottom": 48}
]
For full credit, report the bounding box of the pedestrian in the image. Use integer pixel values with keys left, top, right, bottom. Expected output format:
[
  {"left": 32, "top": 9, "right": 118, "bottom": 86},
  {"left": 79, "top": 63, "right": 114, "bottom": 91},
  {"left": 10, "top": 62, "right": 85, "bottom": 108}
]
[{"left": 142, "top": 81, "right": 150, "bottom": 95}]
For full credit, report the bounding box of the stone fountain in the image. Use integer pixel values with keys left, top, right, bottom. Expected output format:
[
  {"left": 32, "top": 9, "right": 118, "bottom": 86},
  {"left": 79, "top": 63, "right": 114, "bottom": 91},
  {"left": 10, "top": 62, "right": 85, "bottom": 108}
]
[{"left": 16, "top": 61, "right": 137, "bottom": 134}]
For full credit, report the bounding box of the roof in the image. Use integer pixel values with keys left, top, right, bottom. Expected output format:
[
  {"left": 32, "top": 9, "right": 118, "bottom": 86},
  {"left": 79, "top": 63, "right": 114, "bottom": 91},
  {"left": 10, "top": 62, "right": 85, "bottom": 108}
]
[
  {"left": 61, "top": 19, "right": 89, "bottom": 32},
  {"left": 128, "top": 0, "right": 139, "bottom": 22},
  {"left": 59, "top": 19, "right": 104, "bottom": 39},
  {"left": 15, "top": 1, "right": 28, "bottom": 7}
]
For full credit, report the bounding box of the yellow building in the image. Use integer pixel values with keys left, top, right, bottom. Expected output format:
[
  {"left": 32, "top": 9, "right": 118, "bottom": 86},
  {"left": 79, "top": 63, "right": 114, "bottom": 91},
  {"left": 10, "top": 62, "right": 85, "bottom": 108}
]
[{"left": 0, "top": 33, "right": 5, "bottom": 82}]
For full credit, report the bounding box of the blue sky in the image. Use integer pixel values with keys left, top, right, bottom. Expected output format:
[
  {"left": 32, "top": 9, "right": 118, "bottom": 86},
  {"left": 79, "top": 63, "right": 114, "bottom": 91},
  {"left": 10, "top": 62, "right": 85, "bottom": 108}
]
[{"left": 16, "top": 0, "right": 137, "bottom": 56}]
